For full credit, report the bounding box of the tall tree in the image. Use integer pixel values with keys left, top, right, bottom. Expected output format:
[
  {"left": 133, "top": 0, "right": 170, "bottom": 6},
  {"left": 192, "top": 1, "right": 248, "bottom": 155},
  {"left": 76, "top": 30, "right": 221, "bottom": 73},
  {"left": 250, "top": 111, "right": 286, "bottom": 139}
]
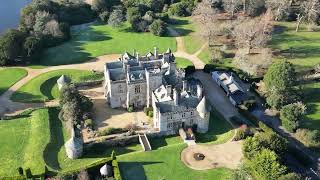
[
  {"left": 0, "top": 29, "right": 25, "bottom": 65},
  {"left": 222, "top": 0, "right": 242, "bottom": 17},
  {"left": 247, "top": 149, "right": 287, "bottom": 180},
  {"left": 233, "top": 13, "right": 273, "bottom": 54},
  {"left": 265, "top": 0, "right": 291, "bottom": 21},
  {"left": 295, "top": 0, "right": 320, "bottom": 32}
]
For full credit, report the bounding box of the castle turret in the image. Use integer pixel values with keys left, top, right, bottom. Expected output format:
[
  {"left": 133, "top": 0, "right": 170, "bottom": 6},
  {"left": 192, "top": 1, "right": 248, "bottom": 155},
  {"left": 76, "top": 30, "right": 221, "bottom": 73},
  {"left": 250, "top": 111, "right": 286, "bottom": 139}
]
[
  {"left": 173, "top": 89, "right": 179, "bottom": 106},
  {"left": 197, "top": 96, "right": 210, "bottom": 118},
  {"left": 154, "top": 47, "right": 158, "bottom": 58}
]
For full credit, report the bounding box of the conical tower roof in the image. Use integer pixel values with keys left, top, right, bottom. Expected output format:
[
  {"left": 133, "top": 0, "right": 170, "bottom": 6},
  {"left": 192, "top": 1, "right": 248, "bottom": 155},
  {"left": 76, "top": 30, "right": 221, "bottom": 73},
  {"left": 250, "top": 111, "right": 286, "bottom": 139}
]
[
  {"left": 100, "top": 164, "right": 113, "bottom": 177},
  {"left": 197, "top": 96, "right": 211, "bottom": 114},
  {"left": 166, "top": 48, "right": 172, "bottom": 53},
  {"left": 65, "top": 136, "right": 83, "bottom": 159},
  {"left": 57, "top": 75, "right": 70, "bottom": 85}
]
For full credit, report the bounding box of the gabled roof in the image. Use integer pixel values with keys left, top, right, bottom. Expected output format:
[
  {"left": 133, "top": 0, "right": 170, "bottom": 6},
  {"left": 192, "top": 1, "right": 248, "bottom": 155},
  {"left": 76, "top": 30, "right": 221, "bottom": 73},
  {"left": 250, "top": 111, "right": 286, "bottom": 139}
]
[
  {"left": 146, "top": 52, "right": 154, "bottom": 57},
  {"left": 123, "top": 51, "right": 134, "bottom": 59},
  {"left": 197, "top": 96, "right": 211, "bottom": 114}
]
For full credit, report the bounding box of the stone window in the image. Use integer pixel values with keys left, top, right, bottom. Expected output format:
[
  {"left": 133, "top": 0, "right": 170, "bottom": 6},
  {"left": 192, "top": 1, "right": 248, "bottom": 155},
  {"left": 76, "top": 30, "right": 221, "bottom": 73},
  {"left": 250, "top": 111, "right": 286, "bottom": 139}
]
[
  {"left": 191, "top": 111, "right": 194, "bottom": 116},
  {"left": 135, "top": 85, "right": 141, "bottom": 94},
  {"left": 182, "top": 113, "right": 185, "bottom": 118},
  {"left": 119, "top": 85, "right": 123, "bottom": 93},
  {"left": 167, "top": 122, "right": 172, "bottom": 129}
]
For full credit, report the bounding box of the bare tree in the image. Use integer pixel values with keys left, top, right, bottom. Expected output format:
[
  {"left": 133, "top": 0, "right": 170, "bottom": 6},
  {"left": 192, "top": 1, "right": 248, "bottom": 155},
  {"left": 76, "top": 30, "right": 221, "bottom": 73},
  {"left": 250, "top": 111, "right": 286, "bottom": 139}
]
[
  {"left": 296, "top": 0, "right": 320, "bottom": 32},
  {"left": 192, "top": 0, "right": 220, "bottom": 40},
  {"left": 233, "top": 12, "right": 273, "bottom": 54},
  {"left": 265, "top": 0, "right": 292, "bottom": 21},
  {"left": 223, "top": 0, "right": 242, "bottom": 17},
  {"left": 44, "top": 19, "right": 63, "bottom": 37}
]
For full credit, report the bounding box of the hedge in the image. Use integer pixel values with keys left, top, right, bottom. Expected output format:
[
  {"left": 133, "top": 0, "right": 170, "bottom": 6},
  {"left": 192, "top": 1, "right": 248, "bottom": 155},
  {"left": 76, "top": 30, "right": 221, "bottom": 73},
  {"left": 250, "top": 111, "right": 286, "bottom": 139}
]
[{"left": 112, "top": 160, "right": 122, "bottom": 180}]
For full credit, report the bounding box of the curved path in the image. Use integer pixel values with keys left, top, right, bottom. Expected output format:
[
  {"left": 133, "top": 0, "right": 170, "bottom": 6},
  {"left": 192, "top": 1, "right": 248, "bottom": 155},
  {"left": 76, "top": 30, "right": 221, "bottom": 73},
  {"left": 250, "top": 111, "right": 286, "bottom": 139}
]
[
  {"left": 0, "top": 28, "right": 207, "bottom": 116},
  {"left": 181, "top": 141, "right": 243, "bottom": 170}
]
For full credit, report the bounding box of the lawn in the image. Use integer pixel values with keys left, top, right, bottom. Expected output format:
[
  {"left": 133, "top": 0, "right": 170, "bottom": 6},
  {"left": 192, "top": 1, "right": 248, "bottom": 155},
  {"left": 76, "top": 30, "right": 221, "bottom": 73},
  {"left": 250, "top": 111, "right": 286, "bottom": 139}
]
[
  {"left": 39, "top": 22, "right": 177, "bottom": 66},
  {"left": 196, "top": 109, "right": 234, "bottom": 144},
  {"left": 0, "top": 68, "right": 28, "bottom": 95},
  {"left": 0, "top": 108, "right": 50, "bottom": 177},
  {"left": 118, "top": 110, "right": 234, "bottom": 180},
  {"left": 0, "top": 107, "right": 142, "bottom": 177},
  {"left": 175, "top": 57, "right": 193, "bottom": 68},
  {"left": 170, "top": 17, "right": 205, "bottom": 54},
  {"left": 11, "top": 69, "right": 103, "bottom": 103},
  {"left": 270, "top": 22, "right": 320, "bottom": 71},
  {"left": 301, "top": 81, "right": 320, "bottom": 130},
  {"left": 198, "top": 47, "right": 234, "bottom": 68}
]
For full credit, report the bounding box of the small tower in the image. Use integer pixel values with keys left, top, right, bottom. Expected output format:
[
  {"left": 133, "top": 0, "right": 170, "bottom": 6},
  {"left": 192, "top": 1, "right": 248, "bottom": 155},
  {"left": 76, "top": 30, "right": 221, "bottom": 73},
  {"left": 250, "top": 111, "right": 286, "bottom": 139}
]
[
  {"left": 196, "top": 96, "right": 211, "bottom": 133},
  {"left": 100, "top": 164, "right": 113, "bottom": 177},
  {"left": 57, "top": 75, "right": 70, "bottom": 91},
  {"left": 65, "top": 128, "right": 83, "bottom": 159}
]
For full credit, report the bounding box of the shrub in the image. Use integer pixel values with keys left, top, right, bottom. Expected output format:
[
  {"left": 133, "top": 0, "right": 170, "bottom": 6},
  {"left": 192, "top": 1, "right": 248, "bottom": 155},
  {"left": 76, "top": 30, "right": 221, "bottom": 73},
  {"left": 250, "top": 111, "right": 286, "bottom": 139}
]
[
  {"left": 233, "top": 126, "right": 253, "bottom": 141},
  {"left": 108, "top": 8, "right": 124, "bottom": 27},
  {"left": 149, "top": 19, "right": 166, "bottom": 36},
  {"left": 99, "top": 11, "right": 110, "bottom": 23},
  {"left": 280, "top": 102, "right": 306, "bottom": 132},
  {"left": 148, "top": 110, "right": 153, "bottom": 117},
  {"left": 84, "top": 119, "right": 93, "bottom": 129},
  {"left": 97, "top": 127, "right": 126, "bottom": 136},
  {"left": 246, "top": 149, "right": 287, "bottom": 180},
  {"left": 279, "top": 173, "right": 303, "bottom": 180},
  {"left": 112, "top": 160, "right": 122, "bottom": 180},
  {"left": 295, "top": 128, "right": 320, "bottom": 148},
  {"left": 127, "top": 106, "right": 134, "bottom": 112}
]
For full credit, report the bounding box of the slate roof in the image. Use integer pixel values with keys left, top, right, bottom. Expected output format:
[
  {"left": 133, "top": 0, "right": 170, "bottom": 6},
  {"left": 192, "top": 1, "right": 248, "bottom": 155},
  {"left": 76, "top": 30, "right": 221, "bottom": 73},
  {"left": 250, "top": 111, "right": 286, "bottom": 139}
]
[{"left": 196, "top": 96, "right": 211, "bottom": 114}]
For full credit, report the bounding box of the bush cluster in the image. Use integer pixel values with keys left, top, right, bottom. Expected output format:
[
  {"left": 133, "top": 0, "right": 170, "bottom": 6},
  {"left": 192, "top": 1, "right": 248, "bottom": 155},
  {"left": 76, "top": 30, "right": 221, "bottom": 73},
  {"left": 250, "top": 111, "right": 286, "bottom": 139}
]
[
  {"left": 0, "top": 0, "right": 95, "bottom": 66},
  {"left": 59, "top": 84, "right": 93, "bottom": 131},
  {"left": 97, "top": 127, "right": 126, "bottom": 136},
  {"left": 144, "top": 107, "right": 153, "bottom": 117}
]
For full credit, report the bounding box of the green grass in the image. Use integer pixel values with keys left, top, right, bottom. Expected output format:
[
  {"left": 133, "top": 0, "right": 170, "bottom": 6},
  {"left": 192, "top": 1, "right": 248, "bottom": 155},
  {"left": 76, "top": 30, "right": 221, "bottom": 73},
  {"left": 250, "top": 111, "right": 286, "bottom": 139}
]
[
  {"left": 118, "top": 109, "right": 234, "bottom": 180},
  {"left": 0, "top": 68, "right": 28, "bottom": 95},
  {"left": 175, "top": 57, "right": 193, "bottom": 68},
  {"left": 170, "top": 17, "right": 205, "bottom": 54},
  {"left": 0, "top": 108, "right": 50, "bottom": 176},
  {"left": 11, "top": 69, "right": 103, "bottom": 103},
  {"left": 198, "top": 47, "right": 234, "bottom": 68},
  {"left": 39, "top": 22, "right": 177, "bottom": 66},
  {"left": 270, "top": 22, "right": 320, "bottom": 71},
  {"left": 196, "top": 109, "right": 234, "bottom": 144},
  {"left": 118, "top": 144, "right": 233, "bottom": 180},
  {"left": 301, "top": 82, "right": 320, "bottom": 130}
]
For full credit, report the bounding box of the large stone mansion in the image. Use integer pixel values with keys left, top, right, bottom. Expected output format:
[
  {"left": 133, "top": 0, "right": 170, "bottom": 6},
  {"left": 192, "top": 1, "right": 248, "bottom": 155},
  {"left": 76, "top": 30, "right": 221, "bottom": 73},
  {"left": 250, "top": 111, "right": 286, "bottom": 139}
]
[{"left": 104, "top": 48, "right": 211, "bottom": 135}]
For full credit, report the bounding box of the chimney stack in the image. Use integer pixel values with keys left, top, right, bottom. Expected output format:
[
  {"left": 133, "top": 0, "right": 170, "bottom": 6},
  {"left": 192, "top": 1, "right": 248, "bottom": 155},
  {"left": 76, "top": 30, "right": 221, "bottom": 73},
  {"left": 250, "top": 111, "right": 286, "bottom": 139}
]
[
  {"left": 182, "top": 80, "right": 187, "bottom": 92},
  {"left": 133, "top": 49, "right": 136, "bottom": 56},
  {"left": 154, "top": 47, "right": 158, "bottom": 58},
  {"left": 166, "top": 85, "right": 172, "bottom": 96},
  {"left": 173, "top": 89, "right": 179, "bottom": 106},
  {"left": 197, "top": 84, "right": 203, "bottom": 98},
  {"left": 136, "top": 52, "right": 139, "bottom": 61}
]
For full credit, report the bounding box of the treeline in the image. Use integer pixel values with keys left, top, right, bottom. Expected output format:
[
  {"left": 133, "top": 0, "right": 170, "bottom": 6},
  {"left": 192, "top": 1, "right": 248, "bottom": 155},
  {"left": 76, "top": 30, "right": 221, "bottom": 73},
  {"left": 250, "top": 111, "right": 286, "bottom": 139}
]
[
  {"left": 0, "top": 0, "right": 95, "bottom": 66},
  {"left": 234, "top": 123, "right": 303, "bottom": 180},
  {"left": 93, "top": 0, "right": 198, "bottom": 36}
]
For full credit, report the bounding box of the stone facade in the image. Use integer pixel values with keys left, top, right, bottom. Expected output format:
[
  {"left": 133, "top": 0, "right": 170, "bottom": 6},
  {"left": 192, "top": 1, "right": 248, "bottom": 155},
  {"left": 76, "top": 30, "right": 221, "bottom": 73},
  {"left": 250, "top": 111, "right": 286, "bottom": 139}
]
[
  {"left": 152, "top": 79, "right": 211, "bottom": 135},
  {"left": 104, "top": 48, "right": 211, "bottom": 135},
  {"left": 104, "top": 47, "right": 178, "bottom": 109}
]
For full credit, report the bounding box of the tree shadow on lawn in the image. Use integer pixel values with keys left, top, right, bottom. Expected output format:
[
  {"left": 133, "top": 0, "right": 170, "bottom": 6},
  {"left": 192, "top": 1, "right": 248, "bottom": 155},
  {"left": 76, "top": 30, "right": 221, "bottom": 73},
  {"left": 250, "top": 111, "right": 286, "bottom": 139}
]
[
  {"left": 167, "top": 18, "right": 194, "bottom": 37},
  {"left": 10, "top": 90, "right": 45, "bottom": 103},
  {"left": 38, "top": 25, "right": 112, "bottom": 66},
  {"left": 40, "top": 76, "right": 60, "bottom": 101},
  {"left": 119, "top": 161, "right": 163, "bottom": 180},
  {"left": 43, "top": 107, "right": 63, "bottom": 171},
  {"left": 83, "top": 143, "right": 139, "bottom": 158}
]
